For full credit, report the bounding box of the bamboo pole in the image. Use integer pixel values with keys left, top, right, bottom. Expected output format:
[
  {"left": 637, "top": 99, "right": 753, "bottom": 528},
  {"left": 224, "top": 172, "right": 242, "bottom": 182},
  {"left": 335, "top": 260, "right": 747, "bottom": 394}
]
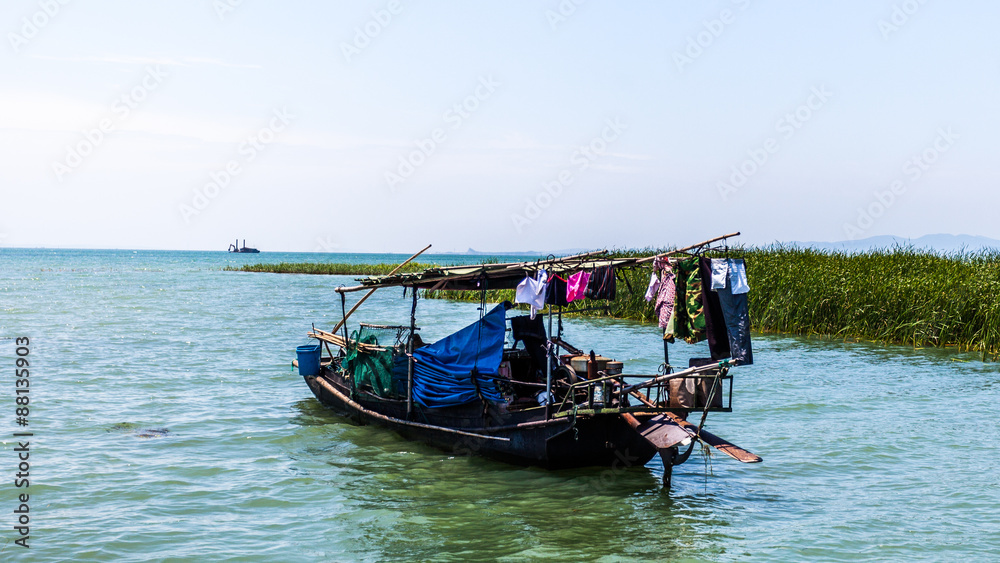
[
  {"left": 501, "top": 249, "right": 608, "bottom": 270},
  {"left": 406, "top": 288, "right": 417, "bottom": 420},
  {"left": 634, "top": 232, "right": 741, "bottom": 265},
  {"left": 330, "top": 244, "right": 431, "bottom": 334},
  {"left": 308, "top": 329, "right": 385, "bottom": 352},
  {"left": 332, "top": 250, "right": 611, "bottom": 293},
  {"left": 421, "top": 249, "right": 608, "bottom": 272}
]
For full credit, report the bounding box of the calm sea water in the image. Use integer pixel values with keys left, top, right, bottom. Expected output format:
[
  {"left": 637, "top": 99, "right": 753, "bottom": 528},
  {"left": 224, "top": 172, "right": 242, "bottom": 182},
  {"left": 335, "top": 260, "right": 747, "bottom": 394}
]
[{"left": 1, "top": 248, "right": 998, "bottom": 562}]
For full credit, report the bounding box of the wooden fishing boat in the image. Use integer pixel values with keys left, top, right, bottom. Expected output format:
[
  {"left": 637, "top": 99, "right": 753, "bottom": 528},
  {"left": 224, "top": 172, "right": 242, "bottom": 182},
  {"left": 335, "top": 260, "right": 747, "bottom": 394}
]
[{"left": 296, "top": 234, "right": 761, "bottom": 489}]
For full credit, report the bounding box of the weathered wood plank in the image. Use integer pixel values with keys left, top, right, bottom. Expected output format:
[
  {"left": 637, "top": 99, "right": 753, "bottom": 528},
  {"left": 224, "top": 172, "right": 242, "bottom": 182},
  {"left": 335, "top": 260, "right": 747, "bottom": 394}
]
[
  {"left": 622, "top": 413, "right": 692, "bottom": 451},
  {"left": 663, "top": 412, "right": 762, "bottom": 463}
]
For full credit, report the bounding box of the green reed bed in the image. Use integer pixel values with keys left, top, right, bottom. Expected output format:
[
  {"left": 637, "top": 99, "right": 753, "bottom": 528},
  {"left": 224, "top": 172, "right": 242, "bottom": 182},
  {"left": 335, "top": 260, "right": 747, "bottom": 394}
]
[
  {"left": 224, "top": 262, "right": 436, "bottom": 276},
  {"left": 426, "top": 246, "right": 1000, "bottom": 358},
  {"left": 740, "top": 246, "right": 1000, "bottom": 358}
]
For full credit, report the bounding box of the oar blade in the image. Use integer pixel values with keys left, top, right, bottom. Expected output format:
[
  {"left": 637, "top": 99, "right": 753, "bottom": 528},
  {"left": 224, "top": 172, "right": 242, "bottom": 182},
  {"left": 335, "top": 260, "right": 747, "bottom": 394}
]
[
  {"left": 663, "top": 413, "right": 762, "bottom": 463},
  {"left": 696, "top": 429, "right": 763, "bottom": 463},
  {"left": 624, "top": 413, "right": 694, "bottom": 451}
]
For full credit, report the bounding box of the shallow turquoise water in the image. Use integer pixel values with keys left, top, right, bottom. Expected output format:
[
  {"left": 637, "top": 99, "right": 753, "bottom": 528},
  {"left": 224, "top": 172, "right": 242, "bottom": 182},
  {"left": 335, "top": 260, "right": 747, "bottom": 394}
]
[{"left": 1, "top": 249, "right": 999, "bottom": 561}]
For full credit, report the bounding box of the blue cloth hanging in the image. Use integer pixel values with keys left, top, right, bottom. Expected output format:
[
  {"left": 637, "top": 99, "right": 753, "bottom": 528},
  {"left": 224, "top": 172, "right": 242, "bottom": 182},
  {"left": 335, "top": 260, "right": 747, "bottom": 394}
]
[{"left": 411, "top": 304, "right": 506, "bottom": 408}]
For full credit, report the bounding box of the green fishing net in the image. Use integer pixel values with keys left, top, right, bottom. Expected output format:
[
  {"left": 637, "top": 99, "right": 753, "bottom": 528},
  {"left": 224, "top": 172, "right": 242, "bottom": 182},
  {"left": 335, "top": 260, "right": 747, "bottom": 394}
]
[{"left": 344, "top": 325, "right": 407, "bottom": 398}]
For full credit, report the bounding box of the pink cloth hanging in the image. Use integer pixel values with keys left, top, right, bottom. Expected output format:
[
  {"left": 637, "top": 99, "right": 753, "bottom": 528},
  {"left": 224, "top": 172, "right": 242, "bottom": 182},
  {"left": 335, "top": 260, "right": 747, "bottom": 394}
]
[
  {"left": 565, "top": 271, "right": 591, "bottom": 303},
  {"left": 653, "top": 259, "right": 676, "bottom": 329}
]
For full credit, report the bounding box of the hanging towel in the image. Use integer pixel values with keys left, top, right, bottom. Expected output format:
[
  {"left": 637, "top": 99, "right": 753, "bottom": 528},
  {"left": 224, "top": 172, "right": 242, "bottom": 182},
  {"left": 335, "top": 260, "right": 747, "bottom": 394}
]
[
  {"left": 566, "top": 271, "right": 590, "bottom": 303},
  {"left": 729, "top": 259, "right": 749, "bottom": 294},
  {"left": 545, "top": 275, "right": 568, "bottom": 307},
  {"left": 515, "top": 269, "right": 548, "bottom": 319},
  {"left": 644, "top": 271, "right": 660, "bottom": 302},
  {"left": 585, "top": 266, "right": 616, "bottom": 300},
  {"left": 700, "top": 258, "right": 732, "bottom": 360},
  {"left": 710, "top": 258, "right": 729, "bottom": 290},
  {"left": 710, "top": 258, "right": 749, "bottom": 294}
]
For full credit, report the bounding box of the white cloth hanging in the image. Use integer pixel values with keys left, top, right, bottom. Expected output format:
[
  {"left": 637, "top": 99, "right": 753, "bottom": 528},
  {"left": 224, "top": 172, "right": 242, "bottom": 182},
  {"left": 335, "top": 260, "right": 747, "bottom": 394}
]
[
  {"left": 515, "top": 269, "right": 548, "bottom": 318},
  {"left": 709, "top": 258, "right": 749, "bottom": 295},
  {"left": 643, "top": 271, "right": 660, "bottom": 302},
  {"left": 710, "top": 259, "right": 729, "bottom": 290},
  {"left": 728, "top": 259, "right": 749, "bottom": 294}
]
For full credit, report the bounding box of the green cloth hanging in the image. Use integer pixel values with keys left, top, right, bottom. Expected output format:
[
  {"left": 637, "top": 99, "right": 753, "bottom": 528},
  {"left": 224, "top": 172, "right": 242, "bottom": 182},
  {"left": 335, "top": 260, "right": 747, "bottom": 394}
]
[{"left": 670, "top": 257, "right": 707, "bottom": 344}]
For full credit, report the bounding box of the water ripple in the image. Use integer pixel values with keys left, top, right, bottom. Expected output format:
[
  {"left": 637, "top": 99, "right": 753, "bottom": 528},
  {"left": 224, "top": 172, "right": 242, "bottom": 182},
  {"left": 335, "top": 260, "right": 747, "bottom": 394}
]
[{"left": 2, "top": 249, "right": 998, "bottom": 561}]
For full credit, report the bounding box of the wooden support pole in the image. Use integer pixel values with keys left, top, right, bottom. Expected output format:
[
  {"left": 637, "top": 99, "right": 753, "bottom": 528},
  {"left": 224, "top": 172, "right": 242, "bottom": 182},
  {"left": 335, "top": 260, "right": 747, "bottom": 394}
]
[
  {"left": 545, "top": 307, "right": 553, "bottom": 419},
  {"left": 330, "top": 244, "right": 431, "bottom": 335},
  {"left": 407, "top": 287, "right": 417, "bottom": 420}
]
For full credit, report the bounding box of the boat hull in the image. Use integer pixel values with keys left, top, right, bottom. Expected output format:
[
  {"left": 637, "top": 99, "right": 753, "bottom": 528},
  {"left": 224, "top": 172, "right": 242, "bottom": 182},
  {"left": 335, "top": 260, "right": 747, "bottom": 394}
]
[{"left": 304, "top": 370, "right": 658, "bottom": 470}]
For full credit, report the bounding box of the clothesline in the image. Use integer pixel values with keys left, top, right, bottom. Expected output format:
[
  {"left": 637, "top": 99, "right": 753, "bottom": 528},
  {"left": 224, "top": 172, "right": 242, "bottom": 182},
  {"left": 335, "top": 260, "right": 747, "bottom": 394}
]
[{"left": 335, "top": 233, "right": 742, "bottom": 294}]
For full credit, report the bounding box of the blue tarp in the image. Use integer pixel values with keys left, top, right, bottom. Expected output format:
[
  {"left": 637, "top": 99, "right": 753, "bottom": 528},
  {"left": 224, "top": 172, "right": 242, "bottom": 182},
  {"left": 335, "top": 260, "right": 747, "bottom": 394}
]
[{"left": 411, "top": 304, "right": 506, "bottom": 408}]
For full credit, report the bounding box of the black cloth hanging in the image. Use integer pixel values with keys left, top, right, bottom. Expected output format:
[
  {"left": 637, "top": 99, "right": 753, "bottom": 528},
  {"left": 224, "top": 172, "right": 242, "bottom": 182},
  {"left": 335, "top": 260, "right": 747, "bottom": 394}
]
[
  {"left": 509, "top": 315, "right": 547, "bottom": 382},
  {"left": 699, "top": 257, "right": 732, "bottom": 360},
  {"left": 510, "top": 314, "right": 546, "bottom": 343},
  {"left": 715, "top": 279, "right": 754, "bottom": 365},
  {"left": 585, "top": 266, "right": 616, "bottom": 300},
  {"left": 545, "top": 275, "right": 568, "bottom": 307}
]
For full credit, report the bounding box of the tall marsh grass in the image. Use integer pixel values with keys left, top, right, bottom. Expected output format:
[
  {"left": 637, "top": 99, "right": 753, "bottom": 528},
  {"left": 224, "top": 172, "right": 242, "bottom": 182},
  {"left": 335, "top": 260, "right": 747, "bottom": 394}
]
[
  {"left": 224, "top": 262, "right": 435, "bottom": 276},
  {"left": 740, "top": 246, "right": 1000, "bottom": 357}
]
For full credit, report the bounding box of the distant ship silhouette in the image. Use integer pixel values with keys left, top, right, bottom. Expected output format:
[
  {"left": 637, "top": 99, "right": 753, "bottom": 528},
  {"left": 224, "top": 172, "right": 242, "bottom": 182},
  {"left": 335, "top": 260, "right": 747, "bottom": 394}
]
[{"left": 228, "top": 239, "right": 260, "bottom": 253}]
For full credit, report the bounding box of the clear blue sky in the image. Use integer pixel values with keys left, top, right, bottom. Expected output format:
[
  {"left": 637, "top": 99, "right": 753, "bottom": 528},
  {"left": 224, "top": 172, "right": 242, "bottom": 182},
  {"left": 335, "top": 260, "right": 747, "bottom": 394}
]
[{"left": 1, "top": 0, "right": 996, "bottom": 252}]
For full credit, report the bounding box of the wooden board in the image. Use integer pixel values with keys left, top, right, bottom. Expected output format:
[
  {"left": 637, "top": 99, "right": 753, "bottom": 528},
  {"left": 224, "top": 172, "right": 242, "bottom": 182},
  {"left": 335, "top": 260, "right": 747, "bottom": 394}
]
[
  {"left": 663, "top": 413, "right": 762, "bottom": 463},
  {"left": 621, "top": 413, "right": 693, "bottom": 452}
]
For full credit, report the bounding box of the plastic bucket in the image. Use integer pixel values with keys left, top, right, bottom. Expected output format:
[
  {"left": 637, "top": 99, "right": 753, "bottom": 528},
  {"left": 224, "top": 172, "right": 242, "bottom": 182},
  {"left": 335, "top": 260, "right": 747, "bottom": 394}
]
[{"left": 296, "top": 343, "right": 322, "bottom": 376}]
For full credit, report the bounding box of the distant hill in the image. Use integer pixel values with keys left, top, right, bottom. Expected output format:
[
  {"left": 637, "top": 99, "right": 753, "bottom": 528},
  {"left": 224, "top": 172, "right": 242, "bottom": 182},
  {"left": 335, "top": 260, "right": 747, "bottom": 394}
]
[{"left": 791, "top": 234, "right": 1000, "bottom": 254}]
